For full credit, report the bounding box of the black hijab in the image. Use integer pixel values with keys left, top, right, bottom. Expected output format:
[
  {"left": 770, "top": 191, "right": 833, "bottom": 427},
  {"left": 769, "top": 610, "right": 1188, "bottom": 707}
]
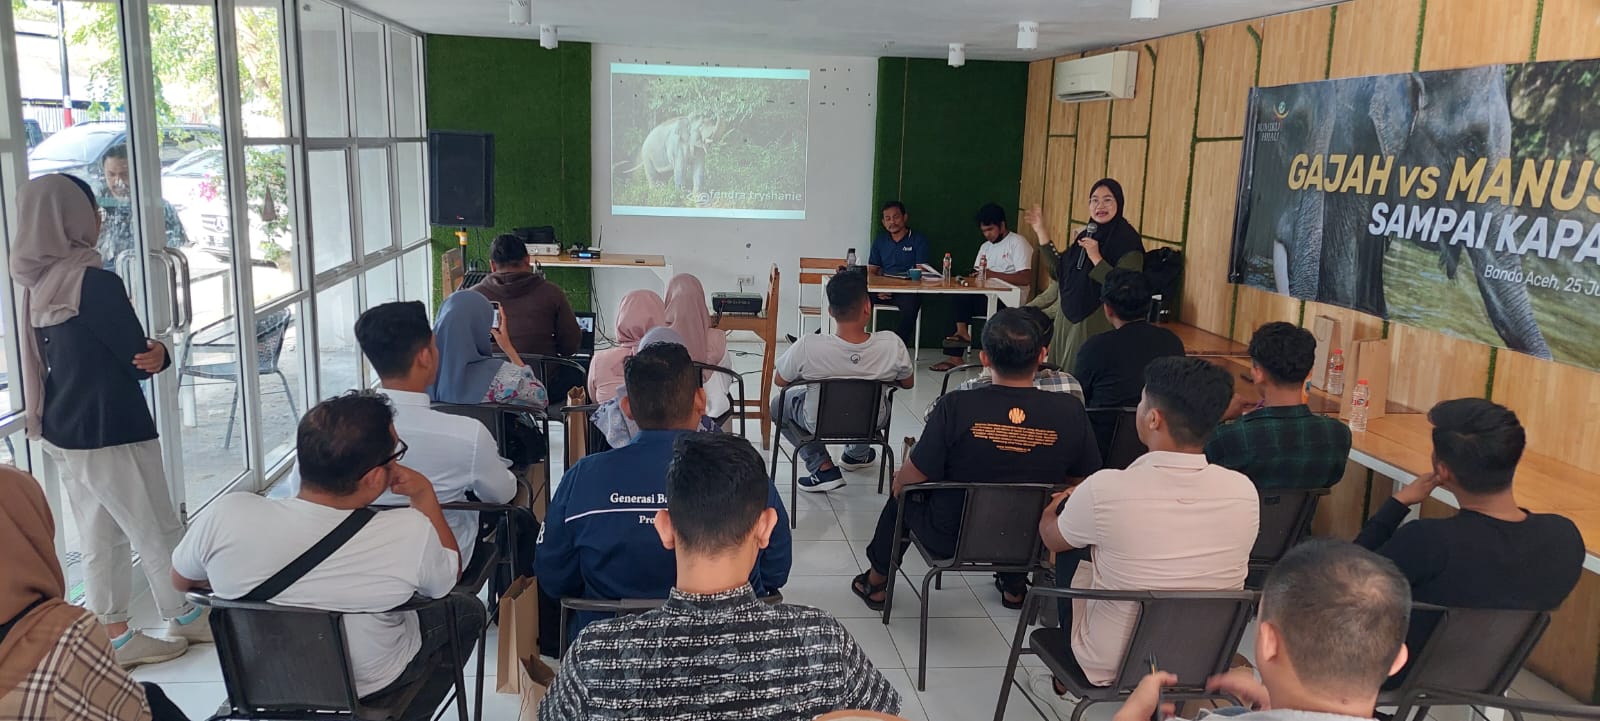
[{"left": 1056, "top": 178, "right": 1145, "bottom": 323}]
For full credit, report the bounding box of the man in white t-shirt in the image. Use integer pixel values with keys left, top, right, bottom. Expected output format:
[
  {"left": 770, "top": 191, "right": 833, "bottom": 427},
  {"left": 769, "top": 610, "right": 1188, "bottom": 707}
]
[
  {"left": 931, "top": 203, "right": 1035, "bottom": 371},
  {"left": 276, "top": 301, "right": 517, "bottom": 566},
  {"left": 173, "top": 391, "right": 482, "bottom": 721},
  {"left": 773, "top": 269, "right": 914, "bottom": 493},
  {"left": 1025, "top": 356, "right": 1258, "bottom": 716}
]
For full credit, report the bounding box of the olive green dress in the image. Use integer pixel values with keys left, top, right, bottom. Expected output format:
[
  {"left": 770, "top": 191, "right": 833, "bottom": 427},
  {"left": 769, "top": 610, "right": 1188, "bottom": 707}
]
[{"left": 1029, "top": 245, "right": 1145, "bottom": 372}]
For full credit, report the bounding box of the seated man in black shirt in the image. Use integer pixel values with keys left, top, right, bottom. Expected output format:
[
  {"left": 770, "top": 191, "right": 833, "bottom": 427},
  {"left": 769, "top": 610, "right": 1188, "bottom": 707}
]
[
  {"left": 1073, "top": 269, "right": 1184, "bottom": 409},
  {"left": 1356, "top": 398, "right": 1584, "bottom": 683},
  {"left": 852, "top": 309, "right": 1102, "bottom": 610}
]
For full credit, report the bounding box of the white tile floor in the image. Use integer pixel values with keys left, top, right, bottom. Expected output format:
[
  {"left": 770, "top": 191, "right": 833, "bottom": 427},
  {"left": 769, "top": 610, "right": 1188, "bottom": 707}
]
[{"left": 125, "top": 342, "right": 1583, "bottom": 721}]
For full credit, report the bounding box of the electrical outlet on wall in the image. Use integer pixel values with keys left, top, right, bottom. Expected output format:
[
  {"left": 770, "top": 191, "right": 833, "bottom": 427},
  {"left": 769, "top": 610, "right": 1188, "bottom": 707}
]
[{"left": 736, "top": 275, "right": 755, "bottom": 290}]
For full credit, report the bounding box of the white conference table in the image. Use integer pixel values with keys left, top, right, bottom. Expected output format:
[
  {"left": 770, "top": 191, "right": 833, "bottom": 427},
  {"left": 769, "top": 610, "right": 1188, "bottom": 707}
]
[{"left": 820, "top": 271, "right": 1025, "bottom": 333}]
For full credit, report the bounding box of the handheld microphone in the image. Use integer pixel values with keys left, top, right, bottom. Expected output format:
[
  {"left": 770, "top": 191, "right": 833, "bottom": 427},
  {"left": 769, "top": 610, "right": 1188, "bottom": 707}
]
[{"left": 1075, "top": 221, "right": 1100, "bottom": 270}]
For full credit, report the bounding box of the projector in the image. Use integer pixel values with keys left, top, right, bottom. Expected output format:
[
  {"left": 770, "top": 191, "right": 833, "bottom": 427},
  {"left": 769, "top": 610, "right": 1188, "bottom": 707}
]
[
  {"left": 712, "top": 292, "right": 764, "bottom": 315},
  {"left": 569, "top": 247, "right": 603, "bottom": 260},
  {"left": 525, "top": 243, "right": 562, "bottom": 256}
]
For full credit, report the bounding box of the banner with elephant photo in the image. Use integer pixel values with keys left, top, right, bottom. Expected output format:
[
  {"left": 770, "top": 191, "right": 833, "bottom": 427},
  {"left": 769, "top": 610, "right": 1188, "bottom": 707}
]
[{"left": 1229, "top": 60, "right": 1600, "bottom": 370}]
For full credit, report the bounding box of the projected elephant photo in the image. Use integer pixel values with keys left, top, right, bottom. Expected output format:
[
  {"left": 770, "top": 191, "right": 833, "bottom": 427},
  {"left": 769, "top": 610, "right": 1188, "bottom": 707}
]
[
  {"left": 610, "top": 65, "right": 809, "bottom": 218},
  {"left": 1229, "top": 60, "right": 1600, "bottom": 367}
]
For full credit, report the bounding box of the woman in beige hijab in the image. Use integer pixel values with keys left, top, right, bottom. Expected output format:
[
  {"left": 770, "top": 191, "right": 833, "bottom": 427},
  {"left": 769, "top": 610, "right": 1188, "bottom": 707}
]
[{"left": 8, "top": 175, "right": 208, "bottom": 668}]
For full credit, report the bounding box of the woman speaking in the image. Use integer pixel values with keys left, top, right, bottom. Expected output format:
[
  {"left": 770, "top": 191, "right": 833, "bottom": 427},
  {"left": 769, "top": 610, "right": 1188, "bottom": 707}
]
[{"left": 1026, "top": 178, "right": 1146, "bottom": 370}]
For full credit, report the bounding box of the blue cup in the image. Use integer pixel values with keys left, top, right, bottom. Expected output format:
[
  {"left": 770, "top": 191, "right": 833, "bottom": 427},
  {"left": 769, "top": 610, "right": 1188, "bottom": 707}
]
[{"left": 907, "top": 268, "right": 923, "bottom": 281}]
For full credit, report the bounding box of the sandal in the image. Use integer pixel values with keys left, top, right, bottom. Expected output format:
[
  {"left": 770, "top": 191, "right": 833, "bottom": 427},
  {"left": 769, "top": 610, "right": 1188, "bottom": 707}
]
[
  {"left": 995, "top": 576, "right": 1029, "bottom": 610},
  {"left": 929, "top": 358, "right": 964, "bottom": 372},
  {"left": 944, "top": 333, "right": 971, "bottom": 344},
  {"left": 851, "top": 572, "right": 888, "bottom": 611}
]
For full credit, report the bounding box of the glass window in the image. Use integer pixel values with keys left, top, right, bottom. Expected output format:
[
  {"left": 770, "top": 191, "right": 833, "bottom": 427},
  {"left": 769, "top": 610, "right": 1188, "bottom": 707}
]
[
  {"left": 349, "top": 14, "right": 388, "bottom": 138},
  {"left": 402, "top": 244, "right": 432, "bottom": 309},
  {"left": 237, "top": 1, "right": 288, "bottom": 138},
  {"left": 244, "top": 144, "right": 298, "bottom": 305},
  {"left": 258, "top": 301, "right": 307, "bottom": 470},
  {"left": 315, "top": 278, "right": 359, "bottom": 398},
  {"left": 395, "top": 141, "right": 426, "bottom": 244},
  {"left": 309, "top": 149, "right": 352, "bottom": 272},
  {"left": 358, "top": 147, "right": 391, "bottom": 255},
  {"left": 361, "top": 262, "right": 398, "bottom": 385},
  {"left": 389, "top": 30, "right": 421, "bottom": 137},
  {"left": 299, "top": 0, "right": 347, "bottom": 137}
]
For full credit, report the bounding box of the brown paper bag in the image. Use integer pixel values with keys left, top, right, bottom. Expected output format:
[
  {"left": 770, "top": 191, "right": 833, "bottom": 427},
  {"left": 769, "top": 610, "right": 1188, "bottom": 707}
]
[
  {"left": 496, "top": 577, "right": 549, "bottom": 695},
  {"left": 1309, "top": 315, "right": 1342, "bottom": 389},
  {"left": 1339, "top": 338, "right": 1392, "bottom": 422},
  {"left": 516, "top": 655, "right": 558, "bottom": 719}
]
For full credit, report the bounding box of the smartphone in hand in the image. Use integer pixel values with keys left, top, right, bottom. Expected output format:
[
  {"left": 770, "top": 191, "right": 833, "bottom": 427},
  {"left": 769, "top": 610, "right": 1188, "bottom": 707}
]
[{"left": 490, "top": 301, "right": 503, "bottom": 330}]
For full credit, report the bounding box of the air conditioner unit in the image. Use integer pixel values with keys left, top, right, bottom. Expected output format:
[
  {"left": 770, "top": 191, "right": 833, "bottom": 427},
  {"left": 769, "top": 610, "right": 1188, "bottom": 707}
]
[{"left": 1053, "top": 51, "right": 1138, "bottom": 103}]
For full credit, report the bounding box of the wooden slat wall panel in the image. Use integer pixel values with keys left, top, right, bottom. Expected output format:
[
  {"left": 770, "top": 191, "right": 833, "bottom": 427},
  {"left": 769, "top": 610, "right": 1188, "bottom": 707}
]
[
  {"left": 1492, "top": 351, "right": 1600, "bottom": 472},
  {"left": 1144, "top": 34, "right": 1200, "bottom": 242},
  {"left": 1528, "top": 570, "right": 1600, "bottom": 704},
  {"left": 1328, "top": 0, "right": 1423, "bottom": 79},
  {"left": 1232, "top": 285, "right": 1301, "bottom": 343},
  {"left": 1018, "top": 59, "right": 1053, "bottom": 244},
  {"left": 1071, "top": 101, "right": 1113, "bottom": 222},
  {"left": 1106, "top": 138, "right": 1148, "bottom": 230},
  {"left": 1109, "top": 44, "right": 1155, "bottom": 137},
  {"left": 1182, "top": 141, "right": 1244, "bottom": 334},
  {"left": 1259, "top": 7, "right": 1333, "bottom": 87},
  {"left": 1535, "top": 0, "right": 1600, "bottom": 60},
  {"left": 1195, "top": 22, "right": 1261, "bottom": 138},
  {"left": 1385, "top": 324, "right": 1491, "bottom": 411},
  {"left": 1043, "top": 137, "right": 1077, "bottom": 255},
  {"left": 1419, "top": 0, "right": 1538, "bottom": 71},
  {"left": 1047, "top": 55, "right": 1078, "bottom": 135}
]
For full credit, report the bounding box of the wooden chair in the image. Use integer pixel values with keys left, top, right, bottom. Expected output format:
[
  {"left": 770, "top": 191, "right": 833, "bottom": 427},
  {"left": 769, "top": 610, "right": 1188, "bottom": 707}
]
[
  {"left": 797, "top": 257, "right": 844, "bottom": 337},
  {"left": 711, "top": 264, "right": 780, "bottom": 449}
]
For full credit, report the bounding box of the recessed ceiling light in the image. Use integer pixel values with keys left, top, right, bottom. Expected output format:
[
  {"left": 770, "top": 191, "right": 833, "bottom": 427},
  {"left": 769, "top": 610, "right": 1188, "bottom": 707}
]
[
  {"left": 540, "top": 24, "right": 558, "bottom": 49},
  {"left": 948, "top": 43, "right": 966, "bottom": 68},
  {"left": 508, "top": 0, "right": 531, "bottom": 26},
  {"left": 1131, "top": 0, "right": 1159, "bottom": 21}
]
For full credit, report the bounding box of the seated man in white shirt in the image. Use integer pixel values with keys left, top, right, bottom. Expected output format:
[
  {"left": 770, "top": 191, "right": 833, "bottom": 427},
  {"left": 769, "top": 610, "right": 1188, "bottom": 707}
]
[
  {"left": 172, "top": 391, "right": 482, "bottom": 721},
  {"left": 773, "top": 270, "right": 914, "bottom": 493},
  {"left": 1027, "top": 356, "right": 1259, "bottom": 716},
  {"left": 932, "top": 202, "right": 1035, "bottom": 371},
  {"left": 277, "top": 301, "right": 517, "bottom": 567}
]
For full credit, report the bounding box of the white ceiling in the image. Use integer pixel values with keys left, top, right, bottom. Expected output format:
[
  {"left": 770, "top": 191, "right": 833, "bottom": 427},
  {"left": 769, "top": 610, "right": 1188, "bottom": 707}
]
[{"left": 356, "top": 0, "right": 1342, "bottom": 62}]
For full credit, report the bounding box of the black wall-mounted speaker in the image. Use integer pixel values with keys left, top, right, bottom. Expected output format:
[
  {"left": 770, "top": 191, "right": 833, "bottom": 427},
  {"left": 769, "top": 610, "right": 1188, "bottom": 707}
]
[{"left": 428, "top": 130, "right": 494, "bottom": 227}]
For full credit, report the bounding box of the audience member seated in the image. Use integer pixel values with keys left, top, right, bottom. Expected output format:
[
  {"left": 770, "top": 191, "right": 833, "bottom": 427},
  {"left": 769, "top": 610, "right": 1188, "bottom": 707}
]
[
  {"left": 0, "top": 465, "right": 188, "bottom": 721},
  {"left": 774, "top": 270, "right": 914, "bottom": 493},
  {"left": 1206, "top": 322, "right": 1352, "bottom": 490},
  {"left": 471, "top": 234, "right": 584, "bottom": 399},
  {"left": 1355, "top": 398, "right": 1584, "bottom": 684},
  {"left": 591, "top": 327, "right": 722, "bottom": 449},
  {"left": 663, "top": 273, "right": 735, "bottom": 419},
  {"left": 537, "top": 341, "right": 791, "bottom": 639},
  {"left": 541, "top": 434, "right": 900, "bottom": 720},
  {"left": 1072, "top": 269, "right": 1184, "bottom": 410},
  {"left": 931, "top": 203, "right": 1035, "bottom": 371},
  {"left": 429, "top": 290, "right": 548, "bottom": 409},
  {"left": 173, "top": 392, "right": 483, "bottom": 721},
  {"left": 587, "top": 289, "right": 665, "bottom": 404},
  {"left": 277, "top": 301, "right": 516, "bottom": 566},
  {"left": 855, "top": 308, "right": 1102, "bottom": 611},
  {"left": 1110, "top": 540, "right": 1413, "bottom": 721},
  {"left": 1031, "top": 357, "right": 1258, "bottom": 710},
  {"left": 926, "top": 305, "right": 1083, "bottom": 421}
]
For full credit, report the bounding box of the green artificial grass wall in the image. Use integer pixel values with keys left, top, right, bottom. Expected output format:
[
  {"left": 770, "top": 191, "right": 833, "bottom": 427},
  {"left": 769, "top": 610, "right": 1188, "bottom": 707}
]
[
  {"left": 424, "top": 37, "right": 592, "bottom": 310},
  {"left": 872, "top": 57, "right": 1028, "bottom": 349}
]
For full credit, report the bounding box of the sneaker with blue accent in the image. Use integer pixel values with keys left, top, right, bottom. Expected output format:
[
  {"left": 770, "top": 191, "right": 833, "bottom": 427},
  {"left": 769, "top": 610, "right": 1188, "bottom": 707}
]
[
  {"left": 798, "top": 466, "right": 846, "bottom": 493},
  {"left": 838, "top": 448, "right": 877, "bottom": 471}
]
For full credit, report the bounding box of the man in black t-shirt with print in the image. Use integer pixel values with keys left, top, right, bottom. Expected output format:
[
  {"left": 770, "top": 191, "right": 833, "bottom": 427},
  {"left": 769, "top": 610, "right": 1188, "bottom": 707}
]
[
  {"left": 851, "top": 309, "right": 1102, "bottom": 611},
  {"left": 1073, "top": 269, "right": 1185, "bottom": 410}
]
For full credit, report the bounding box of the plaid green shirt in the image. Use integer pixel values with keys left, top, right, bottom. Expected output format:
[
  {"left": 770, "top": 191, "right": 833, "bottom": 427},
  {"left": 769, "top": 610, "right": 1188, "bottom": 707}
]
[{"left": 1204, "top": 404, "right": 1353, "bottom": 490}]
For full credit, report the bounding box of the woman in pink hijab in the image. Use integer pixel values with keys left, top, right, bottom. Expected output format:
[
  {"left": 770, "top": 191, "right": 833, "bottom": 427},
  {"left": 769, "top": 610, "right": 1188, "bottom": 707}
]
[
  {"left": 586, "top": 289, "right": 666, "bottom": 403},
  {"left": 663, "top": 273, "right": 728, "bottom": 367}
]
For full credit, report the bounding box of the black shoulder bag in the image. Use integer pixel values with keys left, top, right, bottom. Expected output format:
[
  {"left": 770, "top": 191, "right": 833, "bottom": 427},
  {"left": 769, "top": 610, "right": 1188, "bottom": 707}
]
[{"left": 240, "top": 508, "right": 377, "bottom": 602}]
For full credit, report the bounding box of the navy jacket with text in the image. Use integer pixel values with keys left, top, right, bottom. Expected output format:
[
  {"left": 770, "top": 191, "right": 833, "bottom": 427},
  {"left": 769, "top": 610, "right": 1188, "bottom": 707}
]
[{"left": 534, "top": 429, "right": 792, "bottom": 636}]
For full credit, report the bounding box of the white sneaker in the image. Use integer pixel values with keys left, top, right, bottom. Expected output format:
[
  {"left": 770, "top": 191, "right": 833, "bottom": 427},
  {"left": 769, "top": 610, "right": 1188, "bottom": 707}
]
[
  {"left": 115, "top": 631, "right": 189, "bottom": 669},
  {"left": 1014, "top": 668, "right": 1080, "bottom": 721},
  {"left": 167, "top": 608, "right": 213, "bottom": 644}
]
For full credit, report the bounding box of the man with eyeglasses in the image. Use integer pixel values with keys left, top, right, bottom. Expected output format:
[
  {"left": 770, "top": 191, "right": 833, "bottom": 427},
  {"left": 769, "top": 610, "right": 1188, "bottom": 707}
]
[{"left": 173, "top": 390, "right": 484, "bottom": 721}]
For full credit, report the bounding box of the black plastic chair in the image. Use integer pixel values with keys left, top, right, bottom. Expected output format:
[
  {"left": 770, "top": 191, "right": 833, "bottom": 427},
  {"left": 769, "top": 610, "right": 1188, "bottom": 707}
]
[
  {"left": 191, "top": 592, "right": 471, "bottom": 721},
  {"left": 937, "top": 362, "right": 1062, "bottom": 397},
  {"left": 1245, "top": 487, "right": 1331, "bottom": 589},
  {"left": 557, "top": 593, "right": 784, "bottom": 655},
  {"left": 883, "top": 481, "right": 1058, "bottom": 690},
  {"left": 996, "top": 587, "right": 1257, "bottom": 721},
  {"left": 770, "top": 379, "right": 901, "bottom": 528},
  {"left": 1391, "top": 688, "right": 1600, "bottom": 721},
  {"left": 430, "top": 402, "right": 550, "bottom": 500},
  {"left": 507, "top": 352, "right": 589, "bottom": 435},
  {"left": 558, "top": 402, "right": 612, "bottom": 469},
  {"left": 1086, "top": 407, "right": 1145, "bottom": 470},
  {"left": 179, "top": 308, "right": 297, "bottom": 449},
  {"left": 696, "top": 361, "right": 748, "bottom": 436},
  {"left": 1381, "top": 604, "right": 1552, "bottom": 721}
]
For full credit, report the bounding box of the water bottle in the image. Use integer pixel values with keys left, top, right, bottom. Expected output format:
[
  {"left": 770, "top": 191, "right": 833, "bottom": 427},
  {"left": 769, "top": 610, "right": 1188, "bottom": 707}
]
[
  {"left": 845, "top": 247, "right": 858, "bottom": 268},
  {"left": 976, "top": 255, "right": 988, "bottom": 282},
  {"left": 1326, "top": 349, "right": 1346, "bottom": 396},
  {"left": 1349, "top": 380, "right": 1370, "bottom": 432},
  {"left": 942, "top": 253, "right": 953, "bottom": 285}
]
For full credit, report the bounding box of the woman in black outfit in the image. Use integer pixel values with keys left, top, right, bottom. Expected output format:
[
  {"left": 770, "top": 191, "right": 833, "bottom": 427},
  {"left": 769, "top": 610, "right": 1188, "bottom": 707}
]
[{"left": 1025, "top": 177, "right": 1146, "bottom": 371}]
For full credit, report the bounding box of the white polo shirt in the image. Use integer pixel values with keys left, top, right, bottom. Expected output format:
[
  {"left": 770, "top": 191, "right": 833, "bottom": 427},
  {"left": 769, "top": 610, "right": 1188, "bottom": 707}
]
[
  {"left": 975, "top": 231, "right": 1034, "bottom": 274},
  {"left": 1057, "top": 451, "right": 1259, "bottom": 686},
  {"left": 277, "top": 388, "right": 517, "bottom": 565}
]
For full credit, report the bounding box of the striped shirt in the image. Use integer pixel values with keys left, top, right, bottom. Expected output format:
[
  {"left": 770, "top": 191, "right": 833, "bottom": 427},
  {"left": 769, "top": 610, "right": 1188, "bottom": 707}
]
[
  {"left": 0, "top": 611, "right": 151, "bottom": 721},
  {"left": 539, "top": 585, "right": 901, "bottom": 721}
]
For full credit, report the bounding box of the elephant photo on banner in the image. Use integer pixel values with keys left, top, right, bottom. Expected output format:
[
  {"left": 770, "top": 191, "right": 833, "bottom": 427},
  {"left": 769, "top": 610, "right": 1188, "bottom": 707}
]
[{"left": 1230, "top": 59, "right": 1600, "bottom": 371}]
